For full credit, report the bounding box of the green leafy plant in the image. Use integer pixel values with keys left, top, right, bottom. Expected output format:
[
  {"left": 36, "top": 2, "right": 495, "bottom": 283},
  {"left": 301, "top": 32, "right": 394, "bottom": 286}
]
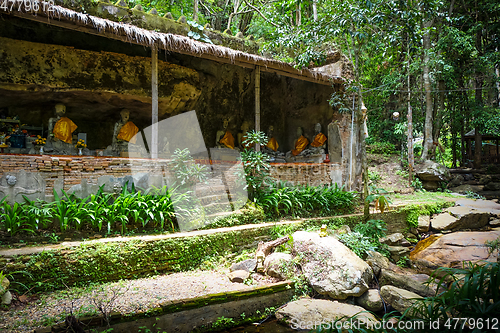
[
  {"left": 365, "top": 186, "right": 392, "bottom": 213},
  {"left": 411, "top": 177, "right": 423, "bottom": 191},
  {"left": 465, "top": 191, "right": 486, "bottom": 200},
  {"left": 169, "top": 148, "right": 209, "bottom": 188},
  {"left": 187, "top": 20, "right": 212, "bottom": 44},
  {"left": 239, "top": 130, "right": 271, "bottom": 200}
]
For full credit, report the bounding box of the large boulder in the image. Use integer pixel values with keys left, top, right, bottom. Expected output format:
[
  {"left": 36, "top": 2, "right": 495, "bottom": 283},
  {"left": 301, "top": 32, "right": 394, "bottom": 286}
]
[
  {"left": 0, "top": 276, "right": 9, "bottom": 296},
  {"left": 292, "top": 231, "right": 373, "bottom": 299},
  {"left": 380, "top": 285, "right": 423, "bottom": 317},
  {"left": 415, "top": 160, "right": 450, "bottom": 190},
  {"left": 228, "top": 270, "right": 250, "bottom": 283},
  {"left": 264, "top": 252, "right": 293, "bottom": 280},
  {"left": 275, "top": 299, "right": 378, "bottom": 330},
  {"left": 410, "top": 229, "right": 500, "bottom": 273}
]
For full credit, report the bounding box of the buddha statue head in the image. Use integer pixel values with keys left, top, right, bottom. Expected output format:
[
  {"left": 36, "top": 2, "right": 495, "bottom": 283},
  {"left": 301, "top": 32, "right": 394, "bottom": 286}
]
[
  {"left": 297, "top": 126, "right": 303, "bottom": 137},
  {"left": 267, "top": 125, "right": 274, "bottom": 137},
  {"left": 240, "top": 121, "right": 250, "bottom": 134},
  {"left": 222, "top": 117, "right": 230, "bottom": 130},
  {"left": 120, "top": 109, "right": 130, "bottom": 123},
  {"left": 315, "top": 123, "right": 322, "bottom": 134},
  {"left": 54, "top": 104, "right": 66, "bottom": 117}
]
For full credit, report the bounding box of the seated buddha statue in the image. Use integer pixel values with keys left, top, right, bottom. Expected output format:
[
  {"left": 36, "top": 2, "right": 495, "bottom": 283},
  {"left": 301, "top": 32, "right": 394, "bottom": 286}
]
[
  {"left": 112, "top": 109, "right": 139, "bottom": 155},
  {"left": 286, "top": 126, "right": 309, "bottom": 159},
  {"left": 309, "top": 123, "right": 327, "bottom": 154},
  {"left": 216, "top": 117, "right": 234, "bottom": 149},
  {"left": 238, "top": 121, "right": 253, "bottom": 150},
  {"left": 46, "top": 103, "right": 77, "bottom": 154}
]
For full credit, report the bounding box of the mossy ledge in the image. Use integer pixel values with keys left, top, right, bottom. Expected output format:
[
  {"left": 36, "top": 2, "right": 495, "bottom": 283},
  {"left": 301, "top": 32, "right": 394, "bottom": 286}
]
[
  {"left": 34, "top": 281, "right": 294, "bottom": 333},
  {"left": 0, "top": 206, "right": 452, "bottom": 292}
]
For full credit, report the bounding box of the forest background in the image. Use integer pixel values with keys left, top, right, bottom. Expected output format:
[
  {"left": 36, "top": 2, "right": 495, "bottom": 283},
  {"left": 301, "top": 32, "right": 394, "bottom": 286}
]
[{"left": 130, "top": 0, "right": 498, "bottom": 169}]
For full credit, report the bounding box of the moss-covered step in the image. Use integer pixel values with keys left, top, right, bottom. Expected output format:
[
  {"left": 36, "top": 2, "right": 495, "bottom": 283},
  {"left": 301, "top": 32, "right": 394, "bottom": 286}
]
[{"left": 34, "top": 281, "right": 294, "bottom": 333}]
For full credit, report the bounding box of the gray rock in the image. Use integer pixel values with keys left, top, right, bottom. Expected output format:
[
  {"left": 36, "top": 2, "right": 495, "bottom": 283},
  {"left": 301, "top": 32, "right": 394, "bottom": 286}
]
[
  {"left": 293, "top": 231, "right": 373, "bottom": 299},
  {"left": 430, "top": 213, "right": 457, "bottom": 231},
  {"left": 230, "top": 259, "right": 257, "bottom": 273},
  {"left": 1, "top": 290, "right": 12, "bottom": 305},
  {"left": 379, "top": 233, "right": 405, "bottom": 246},
  {"left": 0, "top": 276, "right": 9, "bottom": 296},
  {"left": 264, "top": 252, "right": 293, "bottom": 280},
  {"left": 490, "top": 219, "right": 500, "bottom": 226},
  {"left": 356, "top": 289, "right": 384, "bottom": 312},
  {"left": 415, "top": 160, "right": 450, "bottom": 183},
  {"left": 418, "top": 215, "right": 430, "bottom": 233},
  {"left": 449, "top": 184, "right": 484, "bottom": 194},
  {"left": 228, "top": 270, "right": 250, "bottom": 283},
  {"left": 431, "top": 206, "right": 490, "bottom": 231},
  {"left": 484, "top": 182, "right": 500, "bottom": 191},
  {"left": 379, "top": 269, "right": 435, "bottom": 297},
  {"left": 365, "top": 251, "right": 390, "bottom": 277},
  {"left": 276, "top": 299, "right": 378, "bottom": 329},
  {"left": 387, "top": 246, "right": 411, "bottom": 263},
  {"left": 380, "top": 285, "right": 423, "bottom": 317}
]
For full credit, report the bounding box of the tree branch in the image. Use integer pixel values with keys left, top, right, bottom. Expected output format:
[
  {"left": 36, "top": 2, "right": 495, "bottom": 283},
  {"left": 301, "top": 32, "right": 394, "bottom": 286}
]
[{"left": 243, "top": 0, "right": 279, "bottom": 27}]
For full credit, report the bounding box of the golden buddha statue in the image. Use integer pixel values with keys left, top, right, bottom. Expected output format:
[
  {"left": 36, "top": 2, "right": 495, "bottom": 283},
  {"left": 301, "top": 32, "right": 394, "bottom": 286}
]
[
  {"left": 113, "top": 109, "right": 139, "bottom": 155},
  {"left": 309, "top": 123, "right": 327, "bottom": 154},
  {"left": 216, "top": 117, "right": 234, "bottom": 149},
  {"left": 238, "top": 121, "right": 253, "bottom": 150},
  {"left": 290, "top": 127, "right": 309, "bottom": 156},
  {"left": 49, "top": 104, "right": 77, "bottom": 144}
]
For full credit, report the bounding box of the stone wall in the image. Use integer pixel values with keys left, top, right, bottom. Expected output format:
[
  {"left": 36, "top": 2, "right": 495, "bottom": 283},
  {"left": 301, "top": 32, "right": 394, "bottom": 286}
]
[{"left": 0, "top": 155, "right": 345, "bottom": 203}]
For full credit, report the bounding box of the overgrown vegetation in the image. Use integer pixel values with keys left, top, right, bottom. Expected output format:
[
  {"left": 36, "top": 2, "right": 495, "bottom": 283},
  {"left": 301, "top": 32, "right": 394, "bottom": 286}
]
[{"left": 255, "top": 182, "right": 357, "bottom": 219}]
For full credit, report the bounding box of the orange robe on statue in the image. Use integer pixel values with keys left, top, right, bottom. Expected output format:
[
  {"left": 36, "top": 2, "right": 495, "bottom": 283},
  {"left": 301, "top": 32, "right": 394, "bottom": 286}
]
[
  {"left": 310, "top": 133, "right": 327, "bottom": 148},
  {"left": 53, "top": 117, "right": 77, "bottom": 144},
  {"left": 266, "top": 137, "right": 279, "bottom": 152},
  {"left": 219, "top": 131, "right": 235, "bottom": 149},
  {"left": 117, "top": 121, "right": 139, "bottom": 144},
  {"left": 291, "top": 135, "right": 309, "bottom": 156},
  {"left": 241, "top": 134, "right": 253, "bottom": 150}
]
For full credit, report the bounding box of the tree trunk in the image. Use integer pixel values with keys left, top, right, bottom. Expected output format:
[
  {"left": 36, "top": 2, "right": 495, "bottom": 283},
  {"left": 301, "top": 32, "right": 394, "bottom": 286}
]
[
  {"left": 296, "top": 2, "right": 301, "bottom": 26},
  {"left": 193, "top": 0, "right": 199, "bottom": 22},
  {"left": 473, "top": 29, "right": 483, "bottom": 169},
  {"left": 420, "top": 20, "right": 434, "bottom": 161},
  {"left": 312, "top": 0, "right": 317, "bottom": 21},
  {"left": 407, "top": 41, "right": 414, "bottom": 184}
]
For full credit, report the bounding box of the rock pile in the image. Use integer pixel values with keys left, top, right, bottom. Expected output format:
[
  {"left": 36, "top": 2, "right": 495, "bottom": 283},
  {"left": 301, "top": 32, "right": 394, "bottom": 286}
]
[{"left": 227, "top": 198, "right": 500, "bottom": 330}]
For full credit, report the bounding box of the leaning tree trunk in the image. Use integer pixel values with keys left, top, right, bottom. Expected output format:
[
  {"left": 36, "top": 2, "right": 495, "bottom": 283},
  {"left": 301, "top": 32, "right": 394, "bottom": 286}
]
[
  {"left": 473, "top": 29, "right": 483, "bottom": 169},
  {"left": 255, "top": 236, "right": 289, "bottom": 272}
]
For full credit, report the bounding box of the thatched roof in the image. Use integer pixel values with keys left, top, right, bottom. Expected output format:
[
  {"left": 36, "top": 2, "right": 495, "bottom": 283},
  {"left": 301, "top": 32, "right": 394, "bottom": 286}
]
[{"left": 2, "top": 5, "right": 345, "bottom": 86}]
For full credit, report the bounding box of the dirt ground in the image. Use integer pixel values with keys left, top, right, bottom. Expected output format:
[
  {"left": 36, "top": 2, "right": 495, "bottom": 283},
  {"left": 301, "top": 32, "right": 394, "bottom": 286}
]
[{"left": 367, "top": 153, "right": 414, "bottom": 194}]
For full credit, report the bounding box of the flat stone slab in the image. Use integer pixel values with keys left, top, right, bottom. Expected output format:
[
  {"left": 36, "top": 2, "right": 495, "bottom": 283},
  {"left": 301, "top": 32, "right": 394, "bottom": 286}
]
[
  {"left": 430, "top": 213, "right": 458, "bottom": 231},
  {"left": 455, "top": 198, "right": 500, "bottom": 216},
  {"left": 410, "top": 229, "right": 500, "bottom": 269}
]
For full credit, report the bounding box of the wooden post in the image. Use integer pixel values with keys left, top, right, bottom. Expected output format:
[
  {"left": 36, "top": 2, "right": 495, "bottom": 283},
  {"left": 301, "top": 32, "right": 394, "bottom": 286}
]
[
  {"left": 151, "top": 45, "right": 158, "bottom": 159},
  {"left": 255, "top": 65, "right": 261, "bottom": 151}
]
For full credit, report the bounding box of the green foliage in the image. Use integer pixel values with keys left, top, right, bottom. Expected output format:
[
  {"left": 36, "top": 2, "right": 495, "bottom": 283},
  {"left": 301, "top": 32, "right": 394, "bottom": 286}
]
[
  {"left": 169, "top": 148, "right": 209, "bottom": 188},
  {"left": 465, "top": 191, "right": 486, "bottom": 200},
  {"left": 336, "top": 232, "right": 378, "bottom": 259},
  {"left": 411, "top": 178, "right": 423, "bottom": 191},
  {"left": 365, "top": 186, "right": 392, "bottom": 214},
  {"left": 368, "top": 170, "right": 382, "bottom": 184},
  {"left": 367, "top": 142, "right": 396, "bottom": 155},
  {"left": 295, "top": 48, "right": 326, "bottom": 69},
  {"left": 187, "top": 20, "right": 212, "bottom": 44},
  {"left": 239, "top": 130, "right": 271, "bottom": 200},
  {"left": 212, "top": 316, "right": 235, "bottom": 329},
  {"left": 337, "top": 219, "right": 388, "bottom": 258},
  {"left": 400, "top": 203, "right": 448, "bottom": 229},
  {"left": 255, "top": 183, "right": 357, "bottom": 218}
]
